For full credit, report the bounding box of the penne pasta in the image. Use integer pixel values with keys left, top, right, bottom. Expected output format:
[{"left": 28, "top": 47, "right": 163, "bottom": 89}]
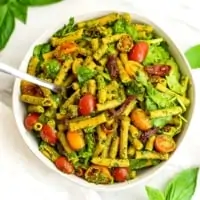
[
  {"left": 77, "top": 13, "right": 120, "bottom": 28},
  {"left": 93, "top": 126, "right": 107, "bottom": 157},
  {"left": 91, "top": 38, "right": 99, "bottom": 52},
  {"left": 33, "top": 122, "right": 43, "bottom": 131},
  {"left": 96, "top": 75, "right": 107, "bottom": 104},
  {"left": 68, "top": 112, "right": 107, "bottom": 131},
  {"left": 42, "top": 51, "right": 54, "bottom": 61},
  {"left": 54, "top": 58, "right": 73, "bottom": 86},
  {"left": 20, "top": 95, "right": 52, "bottom": 107},
  {"left": 57, "top": 131, "right": 73, "bottom": 154},
  {"left": 51, "top": 29, "right": 84, "bottom": 46},
  {"left": 119, "top": 116, "right": 130, "bottom": 159},
  {"left": 129, "top": 136, "right": 144, "bottom": 150},
  {"left": 122, "top": 99, "right": 137, "bottom": 116},
  {"left": 145, "top": 135, "right": 156, "bottom": 151},
  {"left": 47, "top": 119, "right": 56, "bottom": 129},
  {"left": 91, "top": 157, "right": 129, "bottom": 167},
  {"left": 102, "top": 34, "right": 125, "bottom": 44},
  {"left": 27, "top": 105, "right": 44, "bottom": 113},
  {"left": 109, "top": 136, "right": 119, "bottom": 159},
  {"left": 150, "top": 106, "right": 183, "bottom": 118},
  {"left": 62, "top": 89, "right": 80, "bottom": 109},
  {"left": 128, "top": 146, "right": 136, "bottom": 158},
  {"left": 135, "top": 151, "right": 169, "bottom": 160},
  {"left": 27, "top": 56, "right": 39, "bottom": 75},
  {"left": 101, "top": 131, "right": 115, "bottom": 158},
  {"left": 72, "top": 58, "right": 83, "bottom": 74},
  {"left": 93, "top": 44, "right": 108, "bottom": 61},
  {"left": 96, "top": 100, "right": 122, "bottom": 112},
  {"left": 129, "top": 125, "right": 140, "bottom": 138},
  {"left": 39, "top": 142, "right": 60, "bottom": 162},
  {"left": 87, "top": 79, "right": 96, "bottom": 95}
]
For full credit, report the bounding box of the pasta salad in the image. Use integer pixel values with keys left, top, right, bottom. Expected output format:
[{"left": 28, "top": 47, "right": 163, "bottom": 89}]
[{"left": 20, "top": 12, "right": 190, "bottom": 184}]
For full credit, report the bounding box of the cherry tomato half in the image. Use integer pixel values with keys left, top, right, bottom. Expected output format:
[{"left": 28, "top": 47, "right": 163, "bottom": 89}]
[
  {"left": 40, "top": 124, "right": 57, "bottom": 145},
  {"left": 55, "top": 156, "right": 74, "bottom": 174},
  {"left": 128, "top": 41, "right": 149, "bottom": 63},
  {"left": 78, "top": 93, "right": 96, "bottom": 116},
  {"left": 24, "top": 113, "right": 39, "bottom": 131},
  {"left": 112, "top": 167, "right": 129, "bottom": 182},
  {"left": 66, "top": 130, "right": 85, "bottom": 151},
  {"left": 154, "top": 135, "right": 176, "bottom": 153},
  {"left": 130, "top": 108, "right": 152, "bottom": 131}
]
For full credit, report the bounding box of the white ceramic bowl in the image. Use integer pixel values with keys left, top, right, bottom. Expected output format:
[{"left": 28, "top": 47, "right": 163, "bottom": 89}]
[{"left": 12, "top": 11, "right": 196, "bottom": 191}]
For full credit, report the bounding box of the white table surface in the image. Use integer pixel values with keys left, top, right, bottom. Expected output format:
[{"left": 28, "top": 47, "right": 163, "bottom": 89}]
[{"left": 1, "top": 0, "right": 200, "bottom": 199}]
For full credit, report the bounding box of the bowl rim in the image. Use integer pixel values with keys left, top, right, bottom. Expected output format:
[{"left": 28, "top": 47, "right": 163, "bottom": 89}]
[{"left": 12, "top": 10, "right": 196, "bottom": 191}]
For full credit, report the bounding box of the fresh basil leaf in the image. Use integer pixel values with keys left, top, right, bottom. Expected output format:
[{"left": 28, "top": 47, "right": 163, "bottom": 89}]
[
  {"left": 151, "top": 116, "right": 172, "bottom": 128},
  {"left": 0, "top": 8, "right": 15, "bottom": 50},
  {"left": 129, "top": 159, "right": 160, "bottom": 170},
  {"left": 33, "top": 43, "right": 51, "bottom": 58},
  {"left": 165, "top": 167, "right": 198, "bottom": 200},
  {"left": 145, "top": 97, "right": 157, "bottom": 111},
  {"left": 126, "top": 80, "right": 145, "bottom": 101},
  {"left": 185, "top": 44, "right": 200, "bottom": 69},
  {"left": 112, "top": 19, "right": 138, "bottom": 39},
  {"left": 0, "top": 4, "right": 8, "bottom": 26},
  {"left": 0, "top": 0, "right": 8, "bottom": 5},
  {"left": 53, "top": 17, "right": 75, "bottom": 37},
  {"left": 19, "top": 0, "right": 62, "bottom": 6},
  {"left": 145, "top": 186, "right": 165, "bottom": 200},
  {"left": 77, "top": 66, "right": 96, "bottom": 85},
  {"left": 9, "top": 0, "right": 28, "bottom": 23}
]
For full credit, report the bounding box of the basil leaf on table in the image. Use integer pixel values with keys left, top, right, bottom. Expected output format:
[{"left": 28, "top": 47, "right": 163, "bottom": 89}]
[
  {"left": 145, "top": 186, "right": 165, "bottom": 200},
  {"left": 0, "top": 0, "right": 8, "bottom": 5},
  {"left": 185, "top": 44, "right": 200, "bottom": 69},
  {"left": 0, "top": 0, "right": 64, "bottom": 51},
  {"left": 0, "top": 6, "right": 15, "bottom": 50},
  {"left": 9, "top": 0, "right": 28, "bottom": 23},
  {"left": 19, "top": 0, "right": 62, "bottom": 6},
  {"left": 165, "top": 167, "right": 198, "bottom": 200},
  {"left": 0, "top": 4, "right": 8, "bottom": 26}
]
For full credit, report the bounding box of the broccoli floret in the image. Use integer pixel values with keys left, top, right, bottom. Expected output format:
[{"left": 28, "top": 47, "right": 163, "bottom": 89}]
[
  {"left": 42, "top": 59, "right": 61, "bottom": 79},
  {"left": 33, "top": 45, "right": 43, "bottom": 57},
  {"left": 33, "top": 43, "right": 51, "bottom": 58}
]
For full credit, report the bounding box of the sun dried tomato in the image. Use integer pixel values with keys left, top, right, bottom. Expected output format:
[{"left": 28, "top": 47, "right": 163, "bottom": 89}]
[
  {"left": 145, "top": 65, "right": 171, "bottom": 77},
  {"left": 106, "top": 55, "right": 119, "bottom": 79},
  {"left": 140, "top": 128, "right": 158, "bottom": 144}
]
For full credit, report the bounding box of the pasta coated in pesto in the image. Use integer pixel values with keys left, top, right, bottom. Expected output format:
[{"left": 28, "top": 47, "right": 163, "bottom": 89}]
[{"left": 21, "top": 12, "right": 191, "bottom": 185}]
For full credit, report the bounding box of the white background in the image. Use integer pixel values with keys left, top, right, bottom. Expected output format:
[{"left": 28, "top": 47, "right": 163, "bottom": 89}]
[{"left": 1, "top": 0, "right": 200, "bottom": 199}]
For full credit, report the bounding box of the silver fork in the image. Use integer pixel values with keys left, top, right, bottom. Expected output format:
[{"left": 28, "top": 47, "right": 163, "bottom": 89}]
[{"left": 0, "top": 62, "right": 61, "bottom": 93}]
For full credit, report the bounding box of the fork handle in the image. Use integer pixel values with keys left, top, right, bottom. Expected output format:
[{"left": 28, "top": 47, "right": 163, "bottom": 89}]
[{"left": 0, "top": 62, "right": 55, "bottom": 91}]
